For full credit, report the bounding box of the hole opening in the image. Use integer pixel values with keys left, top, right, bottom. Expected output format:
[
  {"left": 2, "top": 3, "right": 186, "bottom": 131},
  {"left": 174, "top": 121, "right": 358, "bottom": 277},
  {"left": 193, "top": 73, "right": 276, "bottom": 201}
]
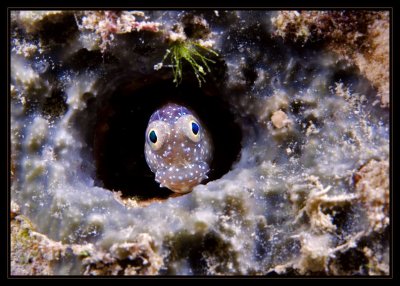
[{"left": 92, "top": 77, "right": 242, "bottom": 202}]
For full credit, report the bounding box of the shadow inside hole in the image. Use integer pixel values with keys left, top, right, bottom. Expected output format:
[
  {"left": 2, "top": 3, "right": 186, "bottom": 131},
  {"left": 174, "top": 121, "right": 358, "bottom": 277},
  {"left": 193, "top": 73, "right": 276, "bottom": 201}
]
[{"left": 94, "top": 80, "right": 241, "bottom": 200}]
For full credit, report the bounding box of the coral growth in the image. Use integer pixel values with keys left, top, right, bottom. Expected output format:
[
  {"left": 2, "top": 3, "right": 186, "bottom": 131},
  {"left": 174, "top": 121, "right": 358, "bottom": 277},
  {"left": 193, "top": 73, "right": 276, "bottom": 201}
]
[
  {"left": 155, "top": 15, "right": 219, "bottom": 87},
  {"left": 355, "top": 160, "right": 389, "bottom": 233},
  {"left": 155, "top": 40, "right": 218, "bottom": 87},
  {"left": 271, "top": 10, "right": 390, "bottom": 107},
  {"left": 11, "top": 201, "right": 162, "bottom": 275},
  {"left": 77, "top": 11, "right": 160, "bottom": 52}
]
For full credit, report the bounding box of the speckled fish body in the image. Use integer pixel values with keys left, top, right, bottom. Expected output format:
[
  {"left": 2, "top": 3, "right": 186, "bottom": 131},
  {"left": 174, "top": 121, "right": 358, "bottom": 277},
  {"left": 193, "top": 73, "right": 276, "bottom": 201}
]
[{"left": 144, "top": 103, "right": 213, "bottom": 193}]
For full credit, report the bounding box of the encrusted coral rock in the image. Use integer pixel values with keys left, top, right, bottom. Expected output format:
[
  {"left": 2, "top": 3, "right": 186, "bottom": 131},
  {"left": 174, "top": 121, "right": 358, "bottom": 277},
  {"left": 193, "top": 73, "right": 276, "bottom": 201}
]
[
  {"left": 78, "top": 11, "right": 160, "bottom": 51},
  {"left": 355, "top": 160, "right": 389, "bottom": 233},
  {"left": 271, "top": 110, "right": 291, "bottom": 129},
  {"left": 271, "top": 10, "right": 389, "bottom": 107},
  {"left": 10, "top": 10, "right": 390, "bottom": 275},
  {"left": 296, "top": 233, "right": 331, "bottom": 274},
  {"left": 11, "top": 201, "right": 162, "bottom": 276},
  {"left": 82, "top": 234, "right": 163, "bottom": 275}
]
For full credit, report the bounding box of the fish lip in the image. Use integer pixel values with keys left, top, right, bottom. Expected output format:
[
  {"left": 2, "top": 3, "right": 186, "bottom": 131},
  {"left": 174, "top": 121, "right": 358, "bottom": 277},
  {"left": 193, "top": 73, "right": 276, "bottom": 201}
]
[{"left": 155, "top": 162, "right": 210, "bottom": 186}]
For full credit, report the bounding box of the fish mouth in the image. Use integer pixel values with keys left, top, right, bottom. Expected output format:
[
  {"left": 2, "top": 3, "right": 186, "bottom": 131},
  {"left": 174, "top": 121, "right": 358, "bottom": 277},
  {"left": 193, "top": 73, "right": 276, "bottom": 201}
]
[{"left": 155, "top": 162, "right": 210, "bottom": 193}]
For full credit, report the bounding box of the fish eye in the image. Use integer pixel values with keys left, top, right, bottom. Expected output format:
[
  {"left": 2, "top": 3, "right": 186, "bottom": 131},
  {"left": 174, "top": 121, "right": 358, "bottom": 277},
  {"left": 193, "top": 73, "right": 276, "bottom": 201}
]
[
  {"left": 191, "top": 121, "right": 199, "bottom": 135},
  {"left": 145, "top": 121, "right": 170, "bottom": 151},
  {"left": 147, "top": 128, "right": 163, "bottom": 150},
  {"left": 187, "top": 120, "right": 201, "bottom": 142},
  {"left": 176, "top": 115, "right": 202, "bottom": 143},
  {"left": 147, "top": 128, "right": 162, "bottom": 150},
  {"left": 149, "top": 129, "right": 157, "bottom": 143}
]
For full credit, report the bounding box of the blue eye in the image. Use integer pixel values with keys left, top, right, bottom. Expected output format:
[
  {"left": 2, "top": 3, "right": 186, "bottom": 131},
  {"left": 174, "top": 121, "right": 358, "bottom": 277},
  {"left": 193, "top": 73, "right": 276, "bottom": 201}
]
[
  {"left": 149, "top": 130, "right": 157, "bottom": 143},
  {"left": 191, "top": 122, "right": 199, "bottom": 135}
]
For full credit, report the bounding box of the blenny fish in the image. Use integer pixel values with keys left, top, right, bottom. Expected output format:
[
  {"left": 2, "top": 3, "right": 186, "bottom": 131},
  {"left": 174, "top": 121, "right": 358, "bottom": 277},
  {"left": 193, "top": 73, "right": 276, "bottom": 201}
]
[{"left": 144, "top": 103, "right": 213, "bottom": 193}]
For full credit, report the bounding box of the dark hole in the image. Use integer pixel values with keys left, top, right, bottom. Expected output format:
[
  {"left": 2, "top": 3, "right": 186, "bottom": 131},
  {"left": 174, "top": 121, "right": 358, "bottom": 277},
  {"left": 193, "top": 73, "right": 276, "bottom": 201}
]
[
  {"left": 335, "top": 248, "right": 368, "bottom": 274},
  {"left": 116, "top": 256, "right": 147, "bottom": 275},
  {"left": 331, "top": 60, "right": 361, "bottom": 87},
  {"left": 242, "top": 63, "right": 258, "bottom": 86},
  {"left": 67, "top": 49, "right": 118, "bottom": 71},
  {"left": 327, "top": 204, "right": 355, "bottom": 235},
  {"left": 162, "top": 230, "right": 239, "bottom": 275},
  {"left": 182, "top": 14, "right": 210, "bottom": 40},
  {"left": 42, "top": 89, "right": 68, "bottom": 118},
  {"left": 93, "top": 78, "right": 242, "bottom": 201},
  {"left": 37, "top": 14, "right": 78, "bottom": 45},
  {"left": 183, "top": 26, "right": 195, "bottom": 39},
  {"left": 290, "top": 100, "right": 303, "bottom": 114}
]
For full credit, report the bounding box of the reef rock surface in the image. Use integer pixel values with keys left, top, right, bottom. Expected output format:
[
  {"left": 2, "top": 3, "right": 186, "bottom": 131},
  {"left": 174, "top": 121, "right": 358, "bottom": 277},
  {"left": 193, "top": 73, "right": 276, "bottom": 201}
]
[{"left": 10, "top": 10, "right": 390, "bottom": 275}]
